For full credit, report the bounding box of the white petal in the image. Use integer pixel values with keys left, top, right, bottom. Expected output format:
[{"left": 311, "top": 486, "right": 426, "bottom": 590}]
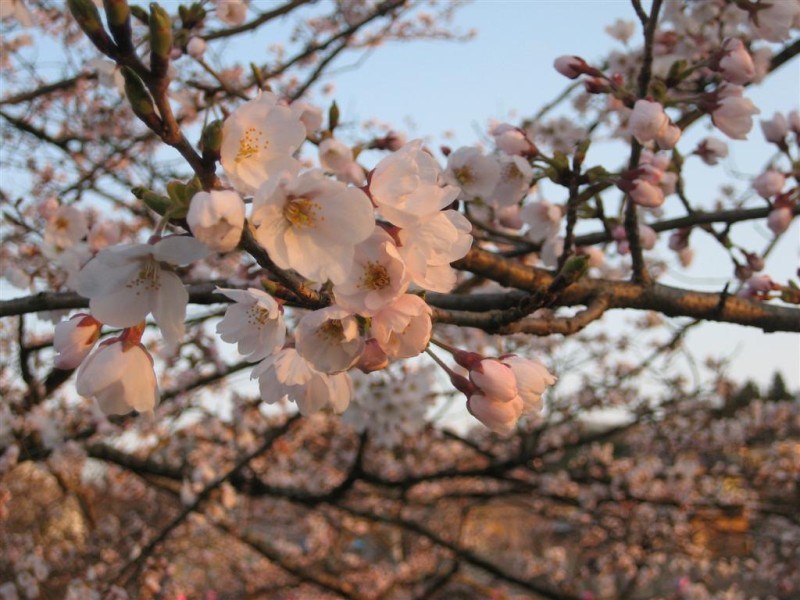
[{"left": 152, "top": 270, "right": 188, "bottom": 351}]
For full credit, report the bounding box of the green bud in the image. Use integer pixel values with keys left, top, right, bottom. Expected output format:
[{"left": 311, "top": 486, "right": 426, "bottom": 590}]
[
  {"left": 130, "top": 4, "right": 149, "bottom": 23},
  {"left": 103, "top": 0, "right": 130, "bottom": 27},
  {"left": 573, "top": 139, "right": 591, "bottom": 169},
  {"left": 68, "top": 0, "right": 105, "bottom": 35},
  {"left": 200, "top": 120, "right": 223, "bottom": 155},
  {"left": 585, "top": 165, "right": 608, "bottom": 183},
  {"left": 328, "top": 101, "right": 340, "bottom": 132},
  {"left": 149, "top": 3, "right": 173, "bottom": 59},
  {"left": 132, "top": 186, "right": 172, "bottom": 216},
  {"left": 560, "top": 254, "right": 590, "bottom": 285},
  {"left": 121, "top": 67, "right": 155, "bottom": 117}
]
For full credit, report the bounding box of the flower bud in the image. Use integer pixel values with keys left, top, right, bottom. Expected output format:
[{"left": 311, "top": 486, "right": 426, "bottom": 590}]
[
  {"left": 760, "top": 112, "right": 788, "bottom": 145},
  {"left": 752, "top": 170, "right": 785, "bottom": 199},
  {"left": 54, "top": 314, "right": 102, "bottom": 369},
  {"left": 767, "top": 206, "right": 792, "bottom": 235},
  {"left": 186, "top": 36, "right": 206, "bottom": 58},
  {"left": 553, "top": 55, "right": 587, "bottom": 79},
  {"left": 718, "top": 38, "right": 755, "bottom": 85},
  {"left": 68, "top": 0, "right": 105, "bottom": 35},
  {"left": 470, "top": 359, "right": 518, "bottom": 403},
  {"left": 121, "top": 67, "right": 160, "bottom": 127},
  {"left": 187, "top": 190, "right": 246, "bottom": 252},
  {"left": 629, "top": 99, "right": 669, "bottom": 145},
  {"left": 103, "top": 0, "right": 130, "bottom": 27},
  {"left": 467, "top": 393, "right": 524, "bottom": 435}
]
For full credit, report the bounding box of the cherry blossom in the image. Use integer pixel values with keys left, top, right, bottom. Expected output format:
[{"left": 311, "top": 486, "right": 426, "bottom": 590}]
[
  {"left": 718, "top": 38, "right": 755, "bottom": 85},
  {"left": 76, "top": 329, "right": 158, "bottom": 415},
  {"left": 752, "top": 169, "right": 785, "bottom": 199},
  {"left": 220, "top": 91, "right": 306, "bottom": 195},
  {"left": 334, "top": 228, "right": 409, "bottom": 315},
  {"left": 252, "top": 347, "right": 352, "bottom": 415},
  {"left": 712, "top": 84, "right": 760, "bottom": 140},
  {"left": 53, "top": 313, "right": 102, "bottom": 370},
  {"left": 369, "top": 140, "right": 460, "bottom": 227},
  {"left": 252, "top": 170, "right": 375, "bottom": 285},
  {"left": 370, "top": 294, "right": 432, "bottom": 359},
  {"left": 444, "top": 146, "right": 501, "bottom": 202},
  {"left": 295, "top": 306, "right": 365, "bottom": 373},
  {"left": 187, "top": 190, "right": 246, "bottom": 253},
  {"left": 215, "top": 287, "right": 286, "bottom": 362},
  {"left": 74, "top": 236, "right": 210, "bottom": 350}
]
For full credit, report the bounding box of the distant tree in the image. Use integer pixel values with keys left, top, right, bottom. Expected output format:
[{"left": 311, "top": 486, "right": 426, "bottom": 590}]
[
  {"left": 724, "top": 379, "right": 760, "bottom": 414},
  {"left": 766, "top": 371, "right": 792, "bottom": 402}
]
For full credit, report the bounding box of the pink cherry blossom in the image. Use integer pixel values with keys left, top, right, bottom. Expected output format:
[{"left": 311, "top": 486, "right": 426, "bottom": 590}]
[
  {"left": 752, "top": 170, "right": 785, "bottom": 199},
  {"left": 712, "top": 85, "right": 760, "bottom": 140},
  {"left": 718, "top": 38, "right": 755, "bottom": 85},
  {"left": 252, "top": 347, "right": 352, "bottom": 415},
  {"left": 369, "top": 140, "right": 460, "bottom": 227},
  {"left": 444, "top": 146, "right": 501, "bottom": 202},
  {"left": 767, "top": 207, "right": 793, "bottom": 235},
  {"left": 467, "top": 393, "right": 524, "bottom": 435}
]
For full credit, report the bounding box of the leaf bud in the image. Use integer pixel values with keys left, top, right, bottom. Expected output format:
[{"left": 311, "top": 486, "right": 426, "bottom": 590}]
[
  {"left": 200, "top": 120, "right": 223, "bottom": 157},
  {"left": 121, "top": 67, "right": 160, "bottom": 127},
  {"left": 328, "top": 101, "right": 340, "bottom": 132},
  {"left": 68, "top": 0, "right": 105, "bottom": 35},
  {"left": 149, "top": 3, "right": 173, "bottom": 78},
  {"left": 103, "top": 0, "right": 129, "bottom": 27}
]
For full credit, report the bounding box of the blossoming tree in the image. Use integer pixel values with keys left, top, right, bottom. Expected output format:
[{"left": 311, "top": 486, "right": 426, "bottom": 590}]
[{"left": 1, "top": 0, "right": 798, "bottom": 598}]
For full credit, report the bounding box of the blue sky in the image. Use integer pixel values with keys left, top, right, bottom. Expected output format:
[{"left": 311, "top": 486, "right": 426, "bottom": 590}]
[{"left": 320, "top": 1, "right": 799, "bottom": 388}]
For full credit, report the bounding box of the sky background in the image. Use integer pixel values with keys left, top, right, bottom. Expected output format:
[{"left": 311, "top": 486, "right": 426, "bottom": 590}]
[{"left": 317, "top": 0, "right": 800, "bottom": 390}]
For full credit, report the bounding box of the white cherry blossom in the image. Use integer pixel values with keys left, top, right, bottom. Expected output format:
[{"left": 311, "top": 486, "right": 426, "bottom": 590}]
[
  {"left": 397, "top": 209, "right": 472, "bottom": 293},
  {"left": 295, "top": 306, "right": 365, "bottom": 373},
  {"left": 44, "top": 205, "right": 88, "bottom": 251},
  {"left": 74, "top": 236, "right": 210, "bottom": 350},
  {"left": 369, "top": 140, "right": 460, "bottom": 227},
  {"left": 252, "top": 170, "right": 375, "bottom": 285},
  {"left": 215, "top": 287, "right": 286, "bottom": 362},
  {"left": 76, "top": 337, "right": 158, "bottom": 415},
  {"left": 252, "top": 347, "right": 352, "bottom": 415},
  {"left": 334, "top": 227, "right": 409, "bottom": 315},
  {"left": 444, "top": 146, "right": 501, "bottom": 202},
  {"left": 490, "top": 154, "right": 534, "bottom": 208},
  {"left": 220, "top": 91, "right": 305, "bottom": 195},
  {"left": 370, "top": 294, "right": 432, "bottom": 359}
]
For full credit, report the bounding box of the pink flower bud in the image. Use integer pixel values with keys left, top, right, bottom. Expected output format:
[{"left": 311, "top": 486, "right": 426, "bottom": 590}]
[
  {"left": 712, "top": 85, "right": 760, "bottom": 140},
  {"left": 629, "top": 178, "right": 665, "bottom": 208},
  {"left": 718, "top": 38, "right": 755, "bottom": 85},
  {"left": 553, "top": 55, "right": 587, "bottom": 79},
  {"left": 629, "top": 99, "right": 669, "bottom": 144},
  {"left": 187, "top": 37, "right": 207, "bottom": 59},
  {"left": 752, "top": 170, "right": 785, "bottom": 199},
  {"left": 467, "top": 393, "right": 524, "bottom": 435},
  {"left": 470, "top": 359, "right": 518, "bottom": 403},
  {"left": 767, "top": 206, "right": 793, "bottom": 235},
  {"left": 54, "top": 314, "right": 102, "bottom": 369},
  {"left": 760, "top": 112, "right": 788, "bottom": 144}
]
